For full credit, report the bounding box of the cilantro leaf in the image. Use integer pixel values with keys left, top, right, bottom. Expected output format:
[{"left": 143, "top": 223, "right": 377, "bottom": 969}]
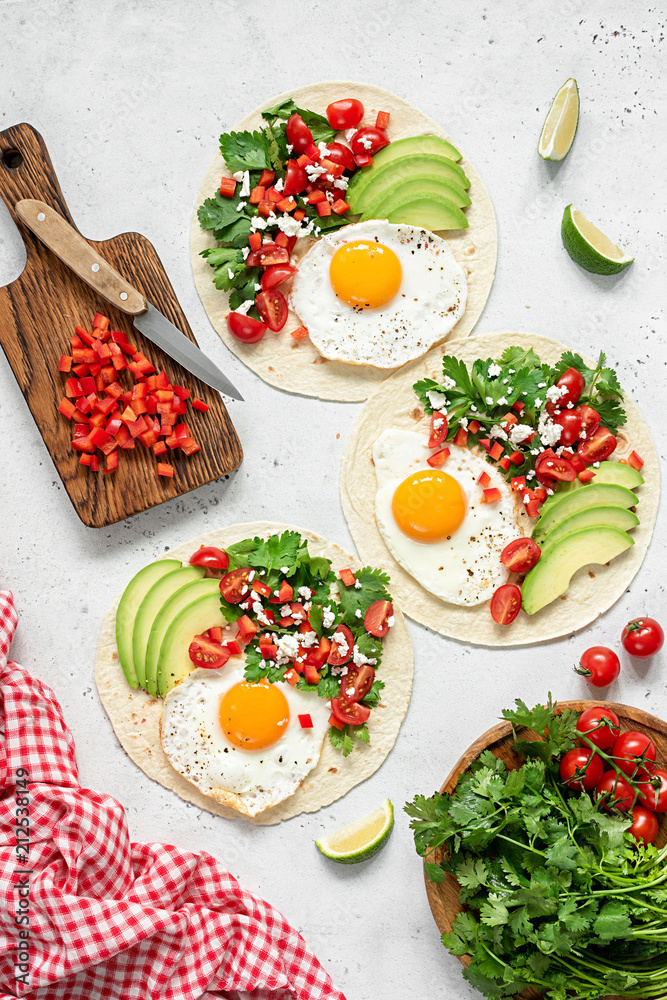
[
  {"left": 413, "top": 377, "right": 444, "bottom": 414},
  {"left": 219, "top": 129, "right": 271, "bottom": 171},
  {"left": 336, "top": 566, "right": 391, "bottom": 627},
  {"left": 328, "top": 724, "right": 355, "bottom": 757},
  {"left": 500, "top": 345, "right": 542, "bottom": 369},
  {"left": 362, "top": 679, "right": 385, "bottom": 708},
  {"left": 200, "top": 247, "right": 258, "bottom": 293},
  {"left": 261, "top": 99, "right": 336, "bottom": 145}
]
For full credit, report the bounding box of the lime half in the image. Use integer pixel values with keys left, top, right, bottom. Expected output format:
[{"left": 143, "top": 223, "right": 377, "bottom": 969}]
[
  {"left": 315, "top": 799, "right": 394, "bottom": 864},
  {"left": 538, "top": 78, "right": 579, "bottom": 161},
  {"left": 561, "top": 205, "right": 634, "bottom": 275}
]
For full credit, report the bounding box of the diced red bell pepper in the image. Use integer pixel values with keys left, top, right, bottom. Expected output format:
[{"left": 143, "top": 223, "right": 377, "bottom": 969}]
[
  {"left": 375, "top": 110, "right": 390, "bottom": 129},
  {"left": 249, "top": 184, "right": 265, "bottom": 204},
  {"left": 258, "top": 199, "right": 274, "bottom": 218},
  {"left": 509, "top": 450, "right": 524, "bottom": 466},
  {"left": 71, "top": 435, "right": 95, "bottom": 454},
  {"left": 304, "top": 663, "right": 320, "bottom": 685},
  {"left": 266, "top": 186, "right": 284, "bottom": 204},
  {"left": 156, "top": 462, "right": 174, "bottom": 478},
  {"left": 58, "top": 398, "right": 77, "bottom": 420},
  {"left": 298, "top": 713, "right": 314, "bottom": 728},
  {"left": 453, "top": 427, "right": 468, "bottom": 447},
  {"left": 103, "top": 451, "right": 119, "bottom": 473},
  {"left": 152, "top": 440, "right": 167, "bottom": 456},
  {"left": 329, "top": 712, "right": 345, "bottom": 730},
  {"left": 92, "top": 313, "right": 110, "bottom": 331},
  {"left": 291, "top": 326, "right": 309, "bottom": 341},
  {"left": 252, "top": 579, "right": 272, "bottom": 599},
  {"left": 219, "top": 176, "right": 237, "bottom": 197},
  {"left": 180, "top": 438, "right": 200, "bottom": 456},
  {"left": 284, "top": 669, "right": 299, "bottom": 687},
  {"left": 58, "top": 355, "right": 73, "bottom": 372},
  {"left": 79, "top": 453, "right": 92, "bottom": 466},
  {"left": 260, "top": 644, "right": 278, "bottom": 661},
  {"left": 172, "top": 385, "right": 190, "bottom": 400},
  {"left": 478, "top": 438, "right": 491, "bottom": 452},
  {"left": 331, "top": 199, "right": 350, "bottom": 215},
  {"left": 468, "top": 419, "right": 481, "bottom": 434},
  {"left": 354, "top": 153, "right": 374, "bottom": 168},
  {"left": 316, "top": 200, "right": 332, "bottom": 217},
  {"left": 192, "top": 398, "right": 209, "bottom": 413},
  {"left": 249, "top": 232, "right": 262, "bottom": 251},
  {"left": 236, "top": 615, "right": 258, "bottom": 641},
  {"left": 278, "top": 616, "right": 294, "bottom": 628},
  {"left": 294, "top": 209, "right": 306, "bottom": 222},
  {"left": 510, "top": 476, "right": 526, "bottom": 492},
  {"left": 304, "top": 142, "right": 320, "bottom": 161},
  {"left": 499, "top": 456, "right": 511, "bottom": 471},
  {"left": 89, "top": 454, "right": 99, "bottom": 472},
  {"left": 207, "top": 626, "right": 223, "bottom": 643},
  {"left": 627, "top": 450, "right": 644, "bottom": 470},
  {"left": 578, "top": 469, "right": 596, "bottom": 483},
  {"left": 307, "top": 189, "right": 326, "bottom": 205},
  {"left": 225, "top": 640, "right": 243, "bottom": 655},
  {"left": 427, "top": 447, "right": 451, "bottom": 467},
  {"left": 477, "top": 471, "right": 491, "bottom": 487},
  {"left": 512, "top": 400, "right": 525, "bottom": 414},
  {"left": 258, "top": 169, "right": 275, "bottom": 187},
  {"left": 481, "top": 487, "right": 503, "bottom": 503},
  {"left": 339, "top": 568, "right": 356, "bottom": 587},
  {"left": 489, "top": 442, "right": 504, "bottom": 461}
]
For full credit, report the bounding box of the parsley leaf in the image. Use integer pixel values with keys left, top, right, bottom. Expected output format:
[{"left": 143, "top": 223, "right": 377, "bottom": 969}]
[
  {"left": 328, "top": 724, "right": 355, "bottom": 757},
  {"left": 336, "top": 567, "right": 391, "bottom": 628},
  {"left": 200, "top": 248, "right": 259, "bottom": 293},
  {"left": 219, "top": 129, "right": 271, "bottom": 171}
]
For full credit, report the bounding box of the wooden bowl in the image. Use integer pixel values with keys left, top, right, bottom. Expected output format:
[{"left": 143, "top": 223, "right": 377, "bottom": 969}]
[{"left": 424, "top": 701, "right": 667, "bottom": 1000}]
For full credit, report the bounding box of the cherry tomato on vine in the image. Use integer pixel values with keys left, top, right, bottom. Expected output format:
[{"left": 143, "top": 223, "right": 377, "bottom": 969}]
[
  {"left": 574, "top": 646, "right": 620, "bottom": 688},
  {"left": 628, "top": 805, "right": 659, "bottom": 845},
  {"left": 622, "top": 617, "right": 665, "bottom": 658},
  {"left": 576, "top": 706, "right": 621, "bottom": 749},
  {"left": 560, "top": 747, "right": 604, "bottom": 791},
  {"left": 637, "top": 769, "right": 667, "bottom": 813},
  {"left": 595, "top": 770, "right": 635, "bottom": 812},
  {"left": 612, "top": 731, "right": 657, "bottom": 777},
  {"left": 189, "top": 546, "right": 229, "bottom": 571},
  {"left": 326, "top": 99, "right": 364, "bottom": 130}
]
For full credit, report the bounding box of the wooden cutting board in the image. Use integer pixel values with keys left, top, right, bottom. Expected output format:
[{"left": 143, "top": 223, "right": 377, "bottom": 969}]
[{"left": 0, "top": 123, "right": 243, "bottom": 528}]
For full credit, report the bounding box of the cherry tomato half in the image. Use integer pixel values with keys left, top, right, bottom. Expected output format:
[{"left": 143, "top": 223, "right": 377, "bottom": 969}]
[
  {"left": 490, "top": 584, "right": 522, "bottom": 624},
  {"left": 261, "top": 264, "right": 298, "bottom": 292},
  {"left": 322, "top": 141, "right": 356, "bottom": 172},
  {"left": 246, "top": 243, "right": 290, "bottom": 268},
  {"left": 340, "top": 663, "right": 375, "bottom": 704},
  {"left": 427, "top": 411, "right": 448, "bottom": 449},
  {"left": 219, "top": 567, "right": 253, "bottom": 604},
  {"left": 622, "top": 617, "right": 665, "bottom": 659},
  {"left": 552, "top": 410, "right": 583, "bottom": 447},
  {"left": 555, "top": 367, "right": 586, "bottom": 407},
  {"left": 535, "top": 455, "right": 576, "bottom": 487},
  {"left": 330, "top": 696, "right": 370, "bottom": 726},
  {"left": 628, "top": 805, "right": 659, "bottom": 845},
  {"left": 188, "top": 634, "right": 231, "bottom": 669},
  {"left": 285, "top": 113, "right": 313, "bottom": 154},
  {"left": 612, "top": 731, "right": 657, "bottom": 777},
  {"left": 327, "top": 624, "right": 354, "bottom": 666},
  {"left": 189, "top": 545, "right": 230, "bottom": 571},
  {"left": 595, "top": 770, "right": 635, "bottom": 812},
  {"left": 578, "top": 426, "right": 617, "bottom": 465},
  {"left": 575, "top": 404, "right": 601, "bottom": 438},
  {"left": 255, "top": 289, "right": 288, "bottom": 332},
  {"left": 560, "top": 747, "right": 604, "bottom": 791},
  {"left": 350, "top": 126, "right": 390, "bottom": 156},
  {"left": 364, "top": 600, "right": 394, "bottom": 637},
  {"left": 500, "top": 538, "right": 541, "bottom": 573},
  {"left": 226, "top": 312, "right": 266, "bottom": 344},
  {"left": 575, "top": 646, "right": 620, "bottom": 688},
  {"left": 576, "top": 706, "right": 621, "bottom": 749},
  {"left": 326, "top": 98, "right": 364, "bottom": 130},
  {"left": 637, "top": 768, "right": 667, "bottom": 813},
  {"left": 283, "top": 158, "right": 308, "bottom": 197}
]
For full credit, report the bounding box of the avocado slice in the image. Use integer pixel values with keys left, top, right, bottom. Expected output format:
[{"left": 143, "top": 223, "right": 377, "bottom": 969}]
[
  {"left": 540, "top": 461, "right": 644, "bottom": 512},
  {"left": 157, "top": 592, "right": 230, "bottom": 698},
  {"left": 384, "top": 194, "right": 469, "bottom": 230},
  {"left": 145, "top": 577, "right": 221, "bottom": 697},
  {"left": 347, "top": 139, "right": 467, "bottom": 211},
  {"left": 132, "top": 565, "right": 205, "bottom": 691},
  {"left": 115, "top": 559, "right": 182, "bottom": 689},
  {"left": 522, "top": 525, "right": 634, "bottom": 615},
  {"left": 361, "top": 176, "right": 471, "bottom": 221},
  {"left": 348, "top": 153, "right": 471, "bottom": 214},
  {"left": 539, "top": 505, "right": 639, "bottom": 558},
  {"left": 533, "top": 483, "right": 638, "bottom": 543}
]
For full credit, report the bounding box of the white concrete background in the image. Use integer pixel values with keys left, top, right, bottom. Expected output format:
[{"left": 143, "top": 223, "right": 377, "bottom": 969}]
[{"left": 0, "top": 2, "right": 665, "bottom": 997}]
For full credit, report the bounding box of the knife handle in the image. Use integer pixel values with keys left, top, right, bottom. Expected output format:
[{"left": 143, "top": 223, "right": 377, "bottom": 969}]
[{"left": 14, "top": 199, "right": 147, "bottom": 316}]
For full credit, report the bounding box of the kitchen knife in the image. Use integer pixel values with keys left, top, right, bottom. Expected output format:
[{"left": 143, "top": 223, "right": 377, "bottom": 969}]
[{"left": 14, "top": 198, "right": 243, "bottom": 401}]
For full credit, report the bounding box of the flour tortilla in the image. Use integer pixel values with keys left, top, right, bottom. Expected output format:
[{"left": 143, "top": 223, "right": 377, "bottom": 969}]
[
  {"left": 190, "top": 81, "right": 497, "bottom": 401},
  {"left": 341, "top": 332, "right": 660, "bottom": 646},
  {"left": 95, "top": 523, "right": 413, "bottom": 825}
]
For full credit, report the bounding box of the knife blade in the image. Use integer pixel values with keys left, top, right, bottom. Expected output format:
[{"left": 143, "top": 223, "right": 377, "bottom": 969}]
[{"left": 14, "top": 198, "right": 243, "bottom": 401}]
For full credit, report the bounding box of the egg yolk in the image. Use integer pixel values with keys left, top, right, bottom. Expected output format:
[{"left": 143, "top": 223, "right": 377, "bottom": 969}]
[
  {"left": 329, "top": 240, "right": 402, "bottom": 309},
  {"left": 219, "top": 680, "right": 290, "bottom": 750},
  {"left": 392, "top": 470, "right": 467, "bottom": 542}
]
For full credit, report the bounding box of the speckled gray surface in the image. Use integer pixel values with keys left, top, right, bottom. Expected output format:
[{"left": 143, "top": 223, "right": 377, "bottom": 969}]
[{"left": 0, "top": 2, "right": 665, "bottom": 997}]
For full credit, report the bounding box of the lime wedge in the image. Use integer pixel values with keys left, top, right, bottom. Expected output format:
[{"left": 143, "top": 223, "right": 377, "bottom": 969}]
[
  {"left": 315, "top": 799, "right": 394, "bottom": 864},
  {"left": 538, "top": 78, "right": 579, "bottom": 161},
  {"left": 561, "top": 204, "right": 634, "bottom": 275}
]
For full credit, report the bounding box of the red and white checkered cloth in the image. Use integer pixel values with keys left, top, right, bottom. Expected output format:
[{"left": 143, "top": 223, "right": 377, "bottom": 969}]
[{"left": 0, "top": 589, "right": 346, "bottom": 1000}]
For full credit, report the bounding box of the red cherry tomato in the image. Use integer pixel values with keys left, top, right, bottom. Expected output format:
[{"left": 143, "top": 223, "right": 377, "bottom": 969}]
[
  {"left": 189, "top": 546, "right": 229, "bottom": 571},
  {"left": 322, "top": 142, "right": 356, "bottom": 172},
  {"left": 255, "top": 289, "right": 288, "bottom": 332},
  {"left": 576, "top": 706, "right": 621, "bottom": 749},
  {"left": 637, "top": 768, "right": 667, "bottom": 813},
  {"left": 327, "top": 624, "right": 354, "bottom": 666},
  {"left": 490, "top": 584, "right": 522, "bottom": 625},
  {"left": 330, "top": 697, "right": 371, "bottom": 726},
  {"left": 188, "top": 634, "right": 231, "bottom": 669},
  {"left": 595, "top": 770, "right": 635, "bottom": 812},
  {"left": 261, "top": 264, "right": 298, "bottom": 292},
  {"left": 340, "top": 663, "right": 375, "bottom": 704},
  {"left": 560, "top": 747, "right": 604, "bottom": 791},
  {"left": 219, "top": 567, "right": 253, "bottom": 604},
  {"left": 283, "top": 158, "right": 308, "bottom": 196},
  {"left": 555, "top": 367, "right": 586, "bottom": 407},
  {"left": 575, "top": 404, "right": 601, "bottom": 438},
  {"left": 628, "top": 805, "right": 659, "bottom": 845},
  {"left": 226, "top": 311, "right": 266, "bottom": 344},
  {"left": 578, "top": 426, "right": 617, "bottom": 464},
  {"left": 612, "top": 731, "right": 657, "bottom": 776},
  {"left": 364, "top": 600, "right": 394, "bottom": 637},
  {"left": 326, "top": 99, "right": 364, "bottom": 130},
  {"left": 427, "top": 411, "right": 448, "bottom": 449},
  {"left": 552, "top": 410, "right": 583, "bottom": 447},
  {"left": 285, "top": 113, "right": 313, "bottom": 154},
  {"left": 350, "top": 126, "right": 390, "bottom": 156},
  {"left": 622, "top": 617, "right": 665, "bottom": 658},
  {"left": 246, "top": 243, "right": 290, "bottom": 268},
  {"left": 575, "top": 646, "right": 620, "bottom": 688},
  {"left": 535, "top": 455, "right": 576, "bottom": 487},
  {"left": 500, "top": 538, "right": 541, "bottom": 573}
]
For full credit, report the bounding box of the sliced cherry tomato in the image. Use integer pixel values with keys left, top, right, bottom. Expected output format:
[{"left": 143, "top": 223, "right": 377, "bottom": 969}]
[
  {"left": 226, "top": 312, "right": 266, "bottom": 344},
  {"left": 326, "top": 99, "right": 364, "bottom": 130},
  {"left": 330, "top": 697, "right": 371, "bottom": 726},
  {"left": 283, "top": 158, "right": 308, "bottom": 197},
  {"left": 552, "top": 410, "right": 583, "bottom": 447},
  {"left": 286, "top": 113, "right": 313, "bottom": 154},
  {"left": 622, "top": 617, "right": 665, "bottom": 658},
  {"left": 350, "top": 126, "right": 390, "bottom": 156},
  {"left": 490, "top": 584, "right": 522, "bottom": 625},
  {"left": 219, "top": 567, "right": 253, "bottom": 604},
  {"left": 637, "top": 768, "right": 667, "bottom": 812},
  {"left": 500, "top": 538, "right": 541, "bottom": 573},
  {"left": 555, "top": 367, "right": 586, "bottom": 407},
  {"left": 340, "top": 663, "right": 375, "bottom": 704},
  {"left": 595, "top": 770, "right": 635, "bottom": 812},
  {"left": 189, "top": 545, "right": 229, "bottom": 571},
  {"left": 578, "top": 426, "right": 617, "bottom": 464},
  {"left": 427, "top": 411, "right": 448, "bottom": 449},
  {"left": 535, "top": 455, "right": 576, "bottom": 487},
  {"left": 576, "top": 706, "right": 621, "bottom": 749},
  {"left": 261, "top": 264, "right": 298, "bottom": 291},
  {"left": 255, "top": 289, "right": 288, "bottom": 332},
  {"left": 246, "top": 244, "right": 290, "bottom": 268},
  {"left": 327, "top": 624, "right": 354, "bottom": 666},
  {"left": 575, "top": 404, "right": 601, "bottom": 438},
  {"left": 575, "top": 646, "right": 620, "bottom": 687},
  {"left": 612, "top": 731, "right": 657, "bottom": 776},
  {"left": 628, "top": 805, "right": 659, "bottom": 845},
  {"left": 560, "top": 747, "right": 604, "bottom": 791},
  {"left": 188, "top": 634, "right": 231, "bottom": 669},
  {"left": 322, "top": 141, "right": 356, "bottom": 172},
  {"left": 364, "top": 600, "right": 393, "bottom": 637}
]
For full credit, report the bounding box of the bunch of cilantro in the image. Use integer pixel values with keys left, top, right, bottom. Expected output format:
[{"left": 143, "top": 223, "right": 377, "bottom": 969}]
[
  {"left": 414, "top": 346, "right": 626, "bottom": 482},
  {"left": 406, "top": 697, "right": 667, "bottom": 1000},
  {"left": 218, "top": 530, "right": 389, "bottom": 756},
  {"left": 197, "top": 99, "right": 352, "bottom": 311}
]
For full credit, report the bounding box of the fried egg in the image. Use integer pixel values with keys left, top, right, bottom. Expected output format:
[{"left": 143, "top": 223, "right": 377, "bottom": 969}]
[
  {"left": 373, "top": 429, "right": 521, "bottom": 605},
  {"left": 160, "top": 662, "right": 330, "bottom": 816},
  {"left": 290, "top": 221, "right": 467, "bottom": 368}
]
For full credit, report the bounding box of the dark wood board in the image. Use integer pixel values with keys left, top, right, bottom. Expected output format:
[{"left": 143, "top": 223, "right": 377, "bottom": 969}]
[
  {"left": 0, "top": 123, "right": 243, "bottom": 528},
  {"left": 424, "top": 700, "right": 667, "bottom": 1000}
]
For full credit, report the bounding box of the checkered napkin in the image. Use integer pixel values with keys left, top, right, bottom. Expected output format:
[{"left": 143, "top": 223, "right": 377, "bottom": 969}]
[{"left": 0, "top": 589, "right": 346, "bottom": 1000}]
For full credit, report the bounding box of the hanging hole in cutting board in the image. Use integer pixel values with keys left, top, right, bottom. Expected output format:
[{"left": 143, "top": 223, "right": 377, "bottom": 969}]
[{"left": 2, "top": 149, "right": 23, "bottom": 169}]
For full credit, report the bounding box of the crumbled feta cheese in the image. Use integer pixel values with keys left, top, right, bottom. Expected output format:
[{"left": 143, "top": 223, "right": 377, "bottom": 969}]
[
  {"left": 497, "top": 396, "right": 508, "bottom": 406},
  {"left": 441, "top": 376, "right": 457, "bottom": 391},
  {"left": 232, "top": 171, "right": 244, "bottom": 182},
  {"left": 248, "top": 571, "right": 255, "bottom": 582},
  {"left": 486, "top": 396, "right": 494, "bottom": 406},
  {"left": 240, "top": 584, "right": 248, "bottom": 595},
  {"left": 538, "top": 382, "right": 546, "bottom": 389},
  {"left": 236, "top": 200, "right": 247, "bottom": 212},
  {"left": 545, "top": 384, "right": 568, "bottom": 404},
  {"left": 303, "top": 601, "right": 312, "bottom": 612},
  {"left": 274, "top": 176, "right": 284, "bottom": 192},
  {"left": 275, "top": 633, "right": 300, "bottom": 665},
  {"left": 355, "top": 609, "right": 362, "bottom": 618},
  {"left": 322, "top": 606, "right": 336, "bottom": 630},
  {"left": 298, "top": 586, "right": 313, "bottom": 600},
  {"left": 305, "top": 164, "right": 327, "bottom": 181},
  {"left": 534, "top": 398, "right": 543, "bottom": 409},
  {"left": 233, "top": 300, "right": 253, "bottom": 316},
  {"left": 333, "top": 176, "right": 349, "bottom": 190},
  {"left": 227, "top": 268, "right": 235, "bottom": 280},
  {"left": 276, "top": 215, "right": 302, "bottom": 237},
  {"left": 458, "top": 416, "right": 469, "bottom": 429},
  {"left": 300, "top": 630, "right": 318, "bottom": 648},
  {"left": 526, "top": 470, "right": 536, "bottom": 480},
  {"left": 490, "top": 424, "right": 508, "bottom": 440},
  {"left": 426, "top": 389, "right": 449, "bottom": 409},
  {"left": 241, "top": 247, "right": 250, "bottom": 260},
  {"left": 470, "top": 404, "right": 477, "bottom": 412},
  {"left": 508, "top": 369, "right": 515, "bottom": 374},
  {"left": 332, "top": 630, "right": 349, "bottom": 659},
  {"left": 317, "top": 140, "right": 330, "bottom": 158},
  {"left": 386, "top": 616, "right": 395, "bottom": 628},
  {"left": 353, "top": 645, "right": 377, "bottom": 667},
  {"left": 433, "top": 417, "right": 444, "bottom": 429},
  {"left": 538, "top": 410, "right": 562, "bottom": 447},
  {"left": 286, "top": 143, "right": 294, "bottom": 153},
  {"left": 508, "top": 423, "right": 533, "bottom": 445},
  {"left": 593, "top": 461, "right": 600, "bottom": 468},
  {"left": 250, "top": 216, "right": 268, "bottom": 231},
  {"left": 254, "top": 282, "right": 261, "bottom": 291},
  {"left": 488, "top": 363, "right": 502, "bottom": 377},
  {"left": 360, "top": 136, "right": 373, "bottom": 150},
  {"left": 354, "top": 581, "right": 362, "bottom": 590},
  {"left": 280, "top": 566, "right": 289, "bottom": 574},
  {"left": 280, "top": 605, "right": 292, "bottom": 618}
]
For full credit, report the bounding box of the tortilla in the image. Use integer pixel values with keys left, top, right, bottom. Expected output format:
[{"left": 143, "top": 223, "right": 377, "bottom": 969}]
[
  {"left": 341, "top": 332, "right": 659, "bottom": 646},
  {"left": 190, "top": 81, "right": 497, "bottom": 401},
  {"left": 95, "top": 522, "right": 413, "bottom": 825}
]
